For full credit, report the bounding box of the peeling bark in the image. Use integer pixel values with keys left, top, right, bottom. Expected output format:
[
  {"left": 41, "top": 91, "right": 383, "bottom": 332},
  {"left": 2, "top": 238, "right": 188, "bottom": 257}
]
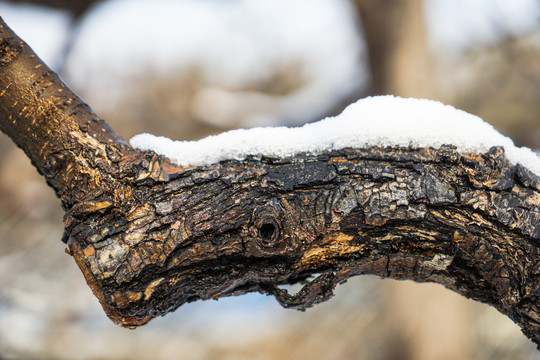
[{"left": 1, "top": 18, "right": 540, "bottom": 347}]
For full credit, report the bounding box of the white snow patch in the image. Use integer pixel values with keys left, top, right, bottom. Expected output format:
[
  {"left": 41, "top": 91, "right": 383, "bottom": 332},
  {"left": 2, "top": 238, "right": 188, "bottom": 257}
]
[{"left": 130, "top": 96, "right": 540, "bottom": 176}]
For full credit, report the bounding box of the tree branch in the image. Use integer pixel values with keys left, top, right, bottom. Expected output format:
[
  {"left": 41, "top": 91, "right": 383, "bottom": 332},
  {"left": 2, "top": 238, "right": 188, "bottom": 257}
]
[{"left": 1, "top": 18, "right": 540, "bottom": 346}]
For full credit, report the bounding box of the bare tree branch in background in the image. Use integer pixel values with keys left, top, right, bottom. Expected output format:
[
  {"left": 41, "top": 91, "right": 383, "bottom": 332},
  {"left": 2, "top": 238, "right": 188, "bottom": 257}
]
[
  {"left": 2, "top": 0, "right": 103, "bottom": 72},
  {"left": 1, "top": 17, "right": 540, "bottom": 349},
  {"left": 3, "top": 0, "right": 100, "bottom": 16}
]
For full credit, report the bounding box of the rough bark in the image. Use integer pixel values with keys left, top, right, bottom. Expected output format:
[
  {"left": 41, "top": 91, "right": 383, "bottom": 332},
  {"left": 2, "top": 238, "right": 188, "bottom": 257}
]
[{"left": 1, "top": 18, "right": 540, "bottom": 347}]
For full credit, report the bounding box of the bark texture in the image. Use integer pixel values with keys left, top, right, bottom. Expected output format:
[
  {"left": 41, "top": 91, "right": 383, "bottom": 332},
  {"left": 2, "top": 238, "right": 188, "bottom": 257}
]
[{"left": 1, "top": 18, "right": 540, "bottom": 346}]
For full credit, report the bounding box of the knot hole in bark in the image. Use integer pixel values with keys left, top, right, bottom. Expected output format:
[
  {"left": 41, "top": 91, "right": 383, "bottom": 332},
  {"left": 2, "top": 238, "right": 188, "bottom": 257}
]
[
  {"left": 252, "top": 201, "right": 289, "bottom": 254},
  {"left": 258, "top": 219, "right": 280, "bottom": 247}
]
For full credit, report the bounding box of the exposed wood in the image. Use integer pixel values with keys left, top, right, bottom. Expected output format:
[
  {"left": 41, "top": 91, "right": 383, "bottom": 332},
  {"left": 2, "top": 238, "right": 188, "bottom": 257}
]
[{"left": 1, "top": 17, "right": 540, "bottom": 347}]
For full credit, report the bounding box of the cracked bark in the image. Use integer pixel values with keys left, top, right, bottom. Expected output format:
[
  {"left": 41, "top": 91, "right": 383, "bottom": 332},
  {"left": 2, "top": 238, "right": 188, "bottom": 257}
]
[{"left": 1, "top": 18, "right": 540, "bottom": 346}]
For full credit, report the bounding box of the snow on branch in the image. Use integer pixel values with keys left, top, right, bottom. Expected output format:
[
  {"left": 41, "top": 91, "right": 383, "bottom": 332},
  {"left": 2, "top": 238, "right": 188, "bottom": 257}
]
[{"left": 130, "top": 96, "right": 540, "bottom": 175}]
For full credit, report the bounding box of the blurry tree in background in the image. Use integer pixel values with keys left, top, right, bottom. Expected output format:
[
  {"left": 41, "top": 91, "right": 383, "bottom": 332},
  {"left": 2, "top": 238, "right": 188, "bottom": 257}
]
[
  {"left": 352, "top": 0, "right": 540, "bottom": 149},
  {"left": 351, "top": 2, "right": 470, "bottom": 358},
  {"left": 353, "top": 2, "right": 540, "bottom": 358},
  {"left": 0, "top": 0, "right": 540, "bottom": 359},
  {"left": 2, "top": 0, "right": 102, "bottom": 71},
  {"left": 3, "top": 0, "right": 99, "bottom": 16},
  {"left": 352, "top": 0, "right": 433, "bottom": 97},
  {"left": 454, "top": 34, "right": 540, "bottom": 149}
]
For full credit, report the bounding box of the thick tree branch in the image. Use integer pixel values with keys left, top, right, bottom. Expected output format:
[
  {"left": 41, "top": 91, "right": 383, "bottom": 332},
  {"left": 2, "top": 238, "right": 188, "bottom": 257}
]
[
  {"left": 0, "top": 18, "right": 133, "bottom": 206},
  {"left": 1, "top": 18, "right": 540, "bottom": 346}
]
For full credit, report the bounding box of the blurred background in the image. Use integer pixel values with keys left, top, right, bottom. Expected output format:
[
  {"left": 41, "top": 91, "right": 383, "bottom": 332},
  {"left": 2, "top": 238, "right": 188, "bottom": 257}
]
[{"left": 0, "top": 0, "right": 540, "bottom": 359}]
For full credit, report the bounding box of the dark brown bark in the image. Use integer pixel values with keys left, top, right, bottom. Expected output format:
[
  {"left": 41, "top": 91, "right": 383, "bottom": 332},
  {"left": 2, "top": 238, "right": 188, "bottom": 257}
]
[{"left": 1, "top": 18, "right": 540, "bottom": 347}]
